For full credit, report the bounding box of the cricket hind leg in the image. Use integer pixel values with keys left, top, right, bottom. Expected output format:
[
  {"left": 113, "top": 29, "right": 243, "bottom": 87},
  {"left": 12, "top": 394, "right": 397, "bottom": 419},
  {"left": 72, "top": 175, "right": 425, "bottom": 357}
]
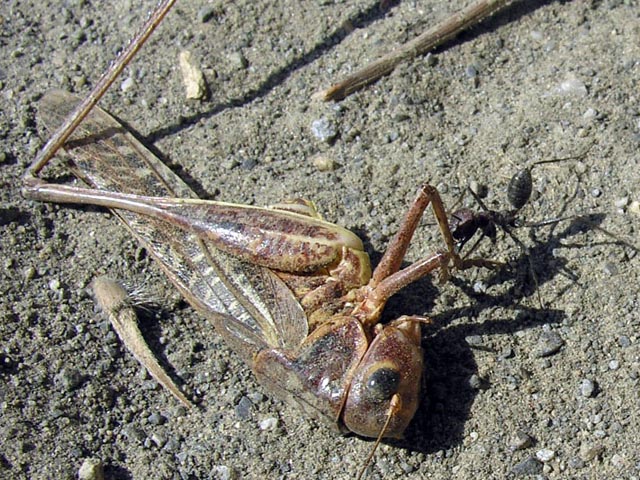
[
  {"left": 353, "top": 184, "right": 486, "bottom": 325},
  {"left": 371, "top": 184, "right": 458, "bottom": 287},
  {"left": 92, "top": 276, "right": 193, "bottom": 408}
]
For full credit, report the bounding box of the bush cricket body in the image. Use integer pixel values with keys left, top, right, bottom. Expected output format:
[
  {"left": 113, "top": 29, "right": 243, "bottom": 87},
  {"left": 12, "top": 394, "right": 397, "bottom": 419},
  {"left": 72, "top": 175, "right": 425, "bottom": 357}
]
[{"left": 23, "top": 88, "right": 498, "bottom": 477}]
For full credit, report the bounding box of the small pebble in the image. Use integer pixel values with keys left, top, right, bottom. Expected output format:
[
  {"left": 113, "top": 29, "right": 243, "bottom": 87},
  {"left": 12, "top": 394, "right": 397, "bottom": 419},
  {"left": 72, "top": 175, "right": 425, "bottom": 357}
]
[
  {"left": 240, "top": 158, "right": 257, "bottom": 170},
  {"left": 312, "top": 155, "right": 336, "bottom": 172},
  {"left": 425, "top": 52, "right": 437, "bottom": 66},
  {"left": 602, "top": 262, "right": 618, "bottom": 276},
  {"left": 227, "top": 51, "right": 248, "bottom": 70},
  {"left": 469, "top": 180, "right": 488, "bottom": 198},
  {"left": 509, "top": 430, "right": 534, "bottom": 451},
  {"left": 591, "top": 188, "right": 601, "bottom": 198},
  {"left": 511, "top": 455, "right": 543, "bottom": 476},
  {"left": 468, "top": 374, "right": 483, "bottom": 390},
  {"left": 55, "top": 368, "right": 85, "bottom": 391},
  {"left": 179, "top": 50, "right": 208, "bottom": 100},
  {"left": 247, "top": 391, "right": 265, "bottom": 404},
  {"left": 629, "top": 200, "right": 640, "bottom": 216},
  {"left": 172, "top": 405, "right": 188, "bottom": 418},
  {"left": 582, "top": 107, "right": 597, "bottom": 119},
  {"left": 210, "top": 466, "right": 233, "bottom": 480},
  {"left": 399, "top": 461, "right": 415, "bottom": 474},
  {"left": 125, "top": 426, "right": 146, "bottom": 443},
  {"left": 73, "top": 75, "right": 87, "bottom": 90},
  {"left": 78, "top": 458, "right": 104, "bottom": 480},
  {"left": 473, "top": 281, "right": 487, "bottom": 294},
  {"left": 579, "top": 442, "right": 601, "bottom": 460},
  {"left": 197, "top": 6, "right": 216, "bottom": 23},
  {"left": 259, "top": 416, "right": 278, "bottom": 431},
  {"left": 579, "top": 379, "right": 596, "bottom": 398},
  {"left": 536, "top": 448, "right": 555, "bottom": 462},
  {"left": 618, "top": 335, "right": 631, "bottom": 348},
  {"left": 500, "top": 347, "right": 515, "bottom": 359},
  {"left": 614, "top": 197, "right": 629, "bottom": 209},
  {"left": 148, "top": 413, "right": 166, "bottom": 425},
  {"left": 436, "top": 182, "right": 448, "bottom": 194},
  {"left": 150, "top": 433, "right": 167, "bottom": 448},
  {"left": 534, "top": 331, "right": 564, "bottom": 357},
  {"left": 573, "top": 161, "right": 587, "bottom": 175},
  {"left": 163, "top": 437, "right": 180, "bottom": 452},
  {"left": 386, "top": 130, "right": 399, "bottom": 142},
  {"left": 530, "top": 30, "right": 543, "bottom": 41},
  {"left": 222, "top": 157, "right": 240, "bottom": 170},
  {"left": 610, "top": 453, "right": 625, "bottom": 468},
  {"left": 1, "top": 353, "right": 14, "bottom": 371},
  {"left": 557, "top": 73, "right": 587, "bottom": 97},
  {"left": 568, "top": 457, "right": 585, "bottom": 469},
  {"left": 120, "top": 76, "right": 135, "bottom": 92},
  {"left": 465, "top": 64, "right": 478, "bottom": 78},
  {"left": 24, "top": 265, "right": 36, "bottom": 281},
  {"left": 465, "top": 335, "right": 484, "bottom": 347},
  {"left": 310, "top": 117, "right": 337, "bottom": 143},
  {"left": 608, "top": 359, "right": 619, "bottom": 370},
  {"left": 235, "top": 396, "right": 253, "bottom": 420}
]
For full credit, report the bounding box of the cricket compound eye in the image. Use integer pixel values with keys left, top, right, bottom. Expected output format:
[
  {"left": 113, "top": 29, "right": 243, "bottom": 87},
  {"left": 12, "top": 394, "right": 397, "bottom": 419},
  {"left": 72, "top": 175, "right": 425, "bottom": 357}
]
[{"left": 365, "top": 366, "right": 401, "bottom": 403}]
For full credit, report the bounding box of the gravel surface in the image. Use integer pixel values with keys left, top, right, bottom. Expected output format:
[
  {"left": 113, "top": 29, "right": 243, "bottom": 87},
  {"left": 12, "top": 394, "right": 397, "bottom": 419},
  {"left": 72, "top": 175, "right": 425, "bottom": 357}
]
[{"left": 1, "top": 1, "right": 639, "bottom": 479}]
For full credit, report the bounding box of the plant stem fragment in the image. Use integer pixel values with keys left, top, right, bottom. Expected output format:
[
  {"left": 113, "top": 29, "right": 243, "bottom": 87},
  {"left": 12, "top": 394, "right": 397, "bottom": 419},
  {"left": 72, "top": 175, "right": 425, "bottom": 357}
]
[{"left": 318, "top": 0, "right": 513, "bottom": 101}]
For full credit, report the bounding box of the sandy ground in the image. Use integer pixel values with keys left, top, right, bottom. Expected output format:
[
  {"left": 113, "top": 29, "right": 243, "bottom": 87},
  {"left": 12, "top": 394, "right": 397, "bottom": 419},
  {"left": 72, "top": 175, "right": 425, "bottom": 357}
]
[{"left": 1, "top": 0, "right": 639, "bottom": 479}]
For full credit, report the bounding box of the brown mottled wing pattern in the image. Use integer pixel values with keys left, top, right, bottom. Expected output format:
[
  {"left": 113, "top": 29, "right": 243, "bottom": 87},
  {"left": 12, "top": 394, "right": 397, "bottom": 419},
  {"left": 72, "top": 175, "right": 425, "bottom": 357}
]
[{"left": 37, "top": 90, "right": 308, "bottom": 360}]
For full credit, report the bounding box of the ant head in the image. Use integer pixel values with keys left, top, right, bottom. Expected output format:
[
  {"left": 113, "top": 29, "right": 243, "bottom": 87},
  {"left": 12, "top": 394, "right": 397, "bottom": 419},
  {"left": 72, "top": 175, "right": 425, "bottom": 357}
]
[{"left": 449, "top": 208, "right": 496, "bottom": 250}]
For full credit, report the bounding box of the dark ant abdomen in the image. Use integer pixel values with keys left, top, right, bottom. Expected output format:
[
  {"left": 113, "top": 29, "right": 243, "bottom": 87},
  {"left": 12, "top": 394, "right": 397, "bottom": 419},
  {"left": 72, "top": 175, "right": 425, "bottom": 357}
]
[{"left": 507, "top": 169, "right": 533, "bottom": 211}]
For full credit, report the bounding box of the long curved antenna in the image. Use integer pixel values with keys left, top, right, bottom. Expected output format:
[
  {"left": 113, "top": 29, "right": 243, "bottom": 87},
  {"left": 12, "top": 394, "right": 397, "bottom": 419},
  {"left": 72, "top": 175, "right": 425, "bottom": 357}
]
[
  {"left": 27, "top": 0, "right": 177, "bottom": 177},
  {"left": 356, "top": 394, "right": 401, "bottom": 480}
]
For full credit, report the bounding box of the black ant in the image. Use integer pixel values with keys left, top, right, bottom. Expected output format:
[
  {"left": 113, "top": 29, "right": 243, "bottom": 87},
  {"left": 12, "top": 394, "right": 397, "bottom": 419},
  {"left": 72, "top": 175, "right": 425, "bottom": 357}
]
[
  {"left": 447, "top": 155, "right": 590, "bottom": 306},
  {"left": 448, "top": 148, "right": 638, "bottom": 307},
  {"left": 450, "top": 157, "right": 576, "bottom": 251}
]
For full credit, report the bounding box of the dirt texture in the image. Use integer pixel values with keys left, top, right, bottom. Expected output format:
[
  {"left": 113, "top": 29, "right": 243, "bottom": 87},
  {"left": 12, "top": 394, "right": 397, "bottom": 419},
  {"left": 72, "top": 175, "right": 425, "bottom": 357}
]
[{"left": 1, "top": 1, "right": 639, "bottom": 479}]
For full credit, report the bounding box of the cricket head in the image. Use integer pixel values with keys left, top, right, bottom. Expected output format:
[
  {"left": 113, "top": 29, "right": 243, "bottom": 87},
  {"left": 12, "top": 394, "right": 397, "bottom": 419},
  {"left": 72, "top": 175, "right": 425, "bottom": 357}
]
[{"left": 342, "top": 318, "right": 423, "bottom": 439}]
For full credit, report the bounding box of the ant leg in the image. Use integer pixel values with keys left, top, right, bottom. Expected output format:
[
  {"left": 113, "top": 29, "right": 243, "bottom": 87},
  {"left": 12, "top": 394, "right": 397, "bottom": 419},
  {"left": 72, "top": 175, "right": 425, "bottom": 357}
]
[
  {"left": 459, "top": 257, "right": 505, "bottom": 270},
  {"left": 504, "top": 229, "right": 545, "bottom": 308}
]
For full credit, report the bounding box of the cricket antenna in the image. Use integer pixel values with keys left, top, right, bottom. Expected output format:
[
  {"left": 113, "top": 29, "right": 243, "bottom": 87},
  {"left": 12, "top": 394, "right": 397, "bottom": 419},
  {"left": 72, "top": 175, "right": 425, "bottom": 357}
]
[
  {"left": 28, "top": 0, "right": 177, "bottom": 177},
  {"left": 356, "top": 393, "right": 401, "bottom": 480}
]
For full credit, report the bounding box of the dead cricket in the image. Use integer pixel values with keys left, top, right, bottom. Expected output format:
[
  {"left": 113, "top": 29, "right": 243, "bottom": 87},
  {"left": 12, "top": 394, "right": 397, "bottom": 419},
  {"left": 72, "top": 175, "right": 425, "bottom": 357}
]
[
  {"left": 24, "top": 87, "right": 497, "bottom": 441},
  {"left": 17, "top": 0, "right": 546, "bottom": 476}
]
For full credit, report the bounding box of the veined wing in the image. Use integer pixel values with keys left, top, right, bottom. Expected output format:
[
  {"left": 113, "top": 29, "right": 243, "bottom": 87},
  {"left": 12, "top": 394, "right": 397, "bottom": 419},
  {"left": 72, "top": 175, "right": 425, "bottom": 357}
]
[{"left": 37, "top": 90, "right": 309, "bottom": 359}]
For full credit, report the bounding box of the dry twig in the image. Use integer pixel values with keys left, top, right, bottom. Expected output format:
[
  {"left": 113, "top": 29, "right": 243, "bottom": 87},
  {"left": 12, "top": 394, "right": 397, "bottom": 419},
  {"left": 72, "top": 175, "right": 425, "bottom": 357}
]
[
  {"left": 318, "top": 0, "right": 513, "bottom": 101},
  {"left": 92, "top": 276, "right": 193, "bottom": 407}
]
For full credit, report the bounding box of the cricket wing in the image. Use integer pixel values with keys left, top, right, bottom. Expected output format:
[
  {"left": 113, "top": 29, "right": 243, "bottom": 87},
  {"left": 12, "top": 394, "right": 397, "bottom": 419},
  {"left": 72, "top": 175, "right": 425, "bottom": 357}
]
[{"left": 37, "top": 90, "right": 309, "bottom": 358}]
